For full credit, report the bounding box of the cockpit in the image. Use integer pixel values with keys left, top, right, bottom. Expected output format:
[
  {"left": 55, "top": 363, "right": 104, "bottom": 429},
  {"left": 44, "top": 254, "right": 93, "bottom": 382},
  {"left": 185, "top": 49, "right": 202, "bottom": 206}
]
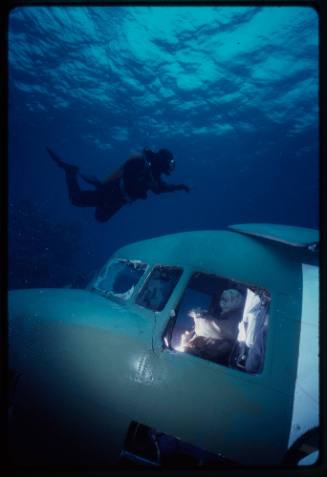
[
  {"left": 89, "top": 257, "right": 270, "bottom": 375},
  {"left": 162, "top": 271, "right": 270, "bottom": 374}
]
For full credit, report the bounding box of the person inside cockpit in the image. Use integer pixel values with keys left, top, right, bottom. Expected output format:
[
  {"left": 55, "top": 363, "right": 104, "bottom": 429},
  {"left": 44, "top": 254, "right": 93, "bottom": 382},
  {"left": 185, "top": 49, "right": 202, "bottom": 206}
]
[{"left": 181, "top": 289, "right": 245, "bottom": 363}]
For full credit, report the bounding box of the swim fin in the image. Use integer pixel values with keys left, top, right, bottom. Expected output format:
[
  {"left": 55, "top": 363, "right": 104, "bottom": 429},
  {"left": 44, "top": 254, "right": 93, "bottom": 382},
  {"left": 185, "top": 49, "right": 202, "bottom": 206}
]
[{"left": 46, "top": 147, "right": 79, "bottom": 175}]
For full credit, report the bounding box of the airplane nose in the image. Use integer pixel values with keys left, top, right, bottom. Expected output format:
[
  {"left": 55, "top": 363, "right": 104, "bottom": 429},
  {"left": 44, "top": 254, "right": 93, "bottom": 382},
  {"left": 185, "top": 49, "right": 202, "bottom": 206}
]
[{"left": 8, "top": 287, "right": 154, "bottom": 466}]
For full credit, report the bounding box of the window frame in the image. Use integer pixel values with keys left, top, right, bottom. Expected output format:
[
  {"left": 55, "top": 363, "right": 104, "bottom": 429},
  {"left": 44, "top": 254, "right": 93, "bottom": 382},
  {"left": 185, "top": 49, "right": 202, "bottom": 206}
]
[
  {"left": 90, "top": 258, "right": 150, "bottom": 302},
  {"left": 134, "top": 263, "right": 184, "bottom": 312}
]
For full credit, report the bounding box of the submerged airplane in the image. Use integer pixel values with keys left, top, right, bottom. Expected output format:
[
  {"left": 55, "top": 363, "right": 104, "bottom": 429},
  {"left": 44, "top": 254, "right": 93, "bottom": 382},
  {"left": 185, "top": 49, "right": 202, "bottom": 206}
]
[{"left": 8, "top": 223, "right": 319, "bottom": 468}]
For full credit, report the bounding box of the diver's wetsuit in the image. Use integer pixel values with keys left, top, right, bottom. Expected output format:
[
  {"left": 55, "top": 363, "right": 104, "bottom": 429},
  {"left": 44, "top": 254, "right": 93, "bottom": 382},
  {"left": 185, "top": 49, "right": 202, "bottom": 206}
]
[
  {"left": 64, "top": 153, "right": 189, "bottom": 223},
  {"left": 65, "top": 172, "right": 126, "bottom": 222}
]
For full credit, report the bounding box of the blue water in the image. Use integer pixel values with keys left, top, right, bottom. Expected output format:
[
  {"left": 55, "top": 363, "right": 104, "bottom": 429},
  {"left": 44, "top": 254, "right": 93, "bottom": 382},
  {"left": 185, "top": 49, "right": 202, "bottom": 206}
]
[{"left": 8, "top": 6, "right": 319, "bottom": 289}]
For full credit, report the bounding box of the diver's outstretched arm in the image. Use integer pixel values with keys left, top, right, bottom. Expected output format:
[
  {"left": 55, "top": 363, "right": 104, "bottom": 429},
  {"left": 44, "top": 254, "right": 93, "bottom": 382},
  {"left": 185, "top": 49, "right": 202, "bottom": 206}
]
[{"left": 151, "top": 181, "right": 191, "bottom": 194}]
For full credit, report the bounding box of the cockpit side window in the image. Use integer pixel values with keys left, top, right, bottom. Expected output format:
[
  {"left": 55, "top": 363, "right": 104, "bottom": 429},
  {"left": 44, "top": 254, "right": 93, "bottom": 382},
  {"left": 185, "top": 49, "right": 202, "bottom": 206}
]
[
  {"left": 136, "top": 266, "right": 183, "bottom": 312},
  {"left": 163, "top": 272, "right": 270, "bottom": 374},
  {"left": 91, "top": 259, "right": 148, "bottom": 300}
]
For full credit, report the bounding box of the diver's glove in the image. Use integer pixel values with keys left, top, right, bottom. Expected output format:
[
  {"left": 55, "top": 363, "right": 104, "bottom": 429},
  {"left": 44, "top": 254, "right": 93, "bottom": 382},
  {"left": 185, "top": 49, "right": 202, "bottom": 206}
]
[{"left": 179, "top": 184, "right": 191, "bottom": 193}]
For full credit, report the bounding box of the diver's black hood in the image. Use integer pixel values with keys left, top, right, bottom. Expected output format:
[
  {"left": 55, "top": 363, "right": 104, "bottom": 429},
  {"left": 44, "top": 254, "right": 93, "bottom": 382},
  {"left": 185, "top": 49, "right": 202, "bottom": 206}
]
[{"left": 144, "top": 148, "right": 174, "bottom": 175}]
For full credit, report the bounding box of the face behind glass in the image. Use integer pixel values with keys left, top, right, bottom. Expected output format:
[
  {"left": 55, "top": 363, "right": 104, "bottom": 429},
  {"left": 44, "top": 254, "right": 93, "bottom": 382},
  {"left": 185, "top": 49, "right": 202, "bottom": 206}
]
[{"left": 219, "top": 291, "right": 240, "bottom": 314}]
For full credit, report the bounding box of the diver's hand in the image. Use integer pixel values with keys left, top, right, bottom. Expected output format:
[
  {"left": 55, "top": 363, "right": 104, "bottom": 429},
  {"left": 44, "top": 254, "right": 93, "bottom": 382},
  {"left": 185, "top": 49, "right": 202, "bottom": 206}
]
[{"left": 181, "top": 185, "right": 191, "bottom": 193}]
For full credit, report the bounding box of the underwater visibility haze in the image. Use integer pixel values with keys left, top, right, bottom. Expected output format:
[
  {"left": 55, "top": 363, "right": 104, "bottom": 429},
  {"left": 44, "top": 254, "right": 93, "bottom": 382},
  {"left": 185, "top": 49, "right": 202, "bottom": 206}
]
[{"left": 8, "top": 5, "right": 319, "bottom": 288}]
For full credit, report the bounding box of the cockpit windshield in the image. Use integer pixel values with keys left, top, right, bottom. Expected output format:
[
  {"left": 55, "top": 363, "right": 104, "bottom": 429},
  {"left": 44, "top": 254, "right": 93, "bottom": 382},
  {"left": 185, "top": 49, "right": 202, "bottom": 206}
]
[
  {"left": 91, "top": 259, "right": 148, "bottom": 301},
  {"left": 163, "top": 271, "right": 270, "bottom": 374}
]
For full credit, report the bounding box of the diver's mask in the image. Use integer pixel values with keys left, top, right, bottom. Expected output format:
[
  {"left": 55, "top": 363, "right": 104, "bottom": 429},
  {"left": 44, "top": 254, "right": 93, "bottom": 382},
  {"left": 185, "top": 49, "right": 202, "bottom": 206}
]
[
  {"left": 168, "top": 158, "right": 175, "bottom": 173},
  {"left": 148, "top": 148, "right": 175, "bottom": 174}
]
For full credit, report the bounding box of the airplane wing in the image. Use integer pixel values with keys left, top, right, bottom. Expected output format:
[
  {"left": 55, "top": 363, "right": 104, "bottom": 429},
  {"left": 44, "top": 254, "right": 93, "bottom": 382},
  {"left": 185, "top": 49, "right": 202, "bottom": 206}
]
[{"left": 229, "top": 223, "right": 319, "bottom": 248}]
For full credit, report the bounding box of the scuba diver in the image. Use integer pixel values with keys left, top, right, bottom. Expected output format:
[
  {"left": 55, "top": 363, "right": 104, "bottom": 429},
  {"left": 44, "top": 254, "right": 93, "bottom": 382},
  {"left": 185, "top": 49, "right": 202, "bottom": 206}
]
[{"left": 47, "top": 147, "right": 191, "bottom": 223}]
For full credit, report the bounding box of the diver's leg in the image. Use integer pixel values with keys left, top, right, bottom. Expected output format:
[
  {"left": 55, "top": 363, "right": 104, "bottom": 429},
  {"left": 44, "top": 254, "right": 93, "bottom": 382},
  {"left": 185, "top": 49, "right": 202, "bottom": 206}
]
[
  {"left": 94, "top": 180, "right": 127, "bottom": 223},
  {"left": 66, "top": 174, "right": 100, "bottom": 207},
  {"left": 47, "top": 147, "right": 104, "bottom": 209},
  {"left": 95, "top": 199, "right": 125, "bottom": 223}
]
